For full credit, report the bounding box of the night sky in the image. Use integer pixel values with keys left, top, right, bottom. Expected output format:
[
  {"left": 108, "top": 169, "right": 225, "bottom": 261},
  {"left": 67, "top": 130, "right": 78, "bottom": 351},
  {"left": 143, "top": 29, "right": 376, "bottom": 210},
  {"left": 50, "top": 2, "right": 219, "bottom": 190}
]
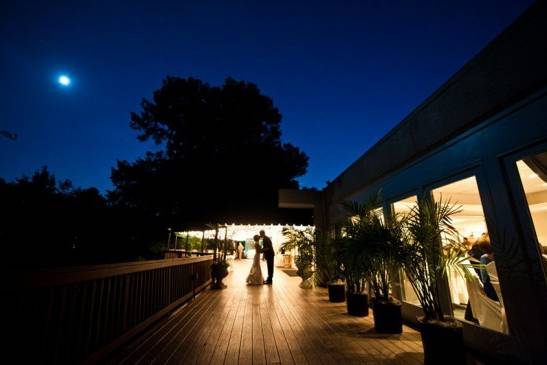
[{"left": 0, "top": 0, "right": 534, "bottom": 192}]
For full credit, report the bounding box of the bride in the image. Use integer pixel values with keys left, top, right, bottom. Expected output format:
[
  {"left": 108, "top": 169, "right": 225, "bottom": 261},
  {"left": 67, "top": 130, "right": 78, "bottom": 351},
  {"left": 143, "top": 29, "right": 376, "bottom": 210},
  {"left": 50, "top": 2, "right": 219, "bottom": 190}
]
[{"left": 246, "top": 235, "right": 264, "bottom": 285}]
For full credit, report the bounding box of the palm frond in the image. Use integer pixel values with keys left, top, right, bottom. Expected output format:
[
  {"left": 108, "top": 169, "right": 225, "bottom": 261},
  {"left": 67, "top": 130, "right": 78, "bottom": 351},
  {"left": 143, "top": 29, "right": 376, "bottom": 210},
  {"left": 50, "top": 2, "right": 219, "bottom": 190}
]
[{"left": 400, "top": 195, "right": 467, "bottom": 321}]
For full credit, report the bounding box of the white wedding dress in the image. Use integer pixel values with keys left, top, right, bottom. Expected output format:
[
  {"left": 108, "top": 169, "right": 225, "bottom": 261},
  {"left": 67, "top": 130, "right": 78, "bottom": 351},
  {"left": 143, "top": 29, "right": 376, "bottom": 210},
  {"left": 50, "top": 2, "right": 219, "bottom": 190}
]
[{"left": 246, "top": 246, "right": 264, "bottom": 285}]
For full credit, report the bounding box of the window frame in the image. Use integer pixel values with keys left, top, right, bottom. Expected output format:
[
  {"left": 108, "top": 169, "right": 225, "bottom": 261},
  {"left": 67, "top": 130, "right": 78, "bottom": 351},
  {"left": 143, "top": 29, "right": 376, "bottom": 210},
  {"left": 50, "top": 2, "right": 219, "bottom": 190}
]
[
  {"left": 386, "top": 191, "right": 422, "bottom": 305},
  {"left": 421, "top": 168, "right": 496, "bottom": 316},
  {"left": 501, "top": 141, "right": 547, "bottom": 280}
]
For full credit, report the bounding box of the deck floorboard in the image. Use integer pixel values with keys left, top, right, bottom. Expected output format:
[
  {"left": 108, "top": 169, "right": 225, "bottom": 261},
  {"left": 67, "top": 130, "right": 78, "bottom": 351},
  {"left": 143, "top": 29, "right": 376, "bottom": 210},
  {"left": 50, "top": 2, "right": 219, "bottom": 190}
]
[{"left": 109, "top": 259, "right": 424, "bottom": 364}]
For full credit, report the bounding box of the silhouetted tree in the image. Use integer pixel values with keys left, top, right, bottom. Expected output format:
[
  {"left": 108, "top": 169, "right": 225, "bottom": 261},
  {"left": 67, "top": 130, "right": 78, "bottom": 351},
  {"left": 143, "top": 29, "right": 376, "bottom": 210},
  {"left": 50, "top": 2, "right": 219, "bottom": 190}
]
[
  {"left": 109, "top": 77, "right": 310, "bottom": 228},
  {"left": 1, "top": 77, "right": 311, "bottom": 267},
  {"left": 0, "top": 167, "right": 162, "bottom": 266}
]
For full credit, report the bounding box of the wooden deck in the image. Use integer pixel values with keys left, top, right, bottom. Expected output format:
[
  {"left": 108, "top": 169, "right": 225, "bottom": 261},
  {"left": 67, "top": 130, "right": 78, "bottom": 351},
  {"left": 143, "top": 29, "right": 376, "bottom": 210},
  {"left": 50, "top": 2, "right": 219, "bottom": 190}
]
[{"left": 108, "top": 259, "right": 424, "bottom": 364}]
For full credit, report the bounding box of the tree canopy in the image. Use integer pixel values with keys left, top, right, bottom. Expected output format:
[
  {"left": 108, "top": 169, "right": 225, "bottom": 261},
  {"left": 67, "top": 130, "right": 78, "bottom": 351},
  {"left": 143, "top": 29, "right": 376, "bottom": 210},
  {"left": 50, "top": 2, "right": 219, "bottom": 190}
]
[
  {"left": 109, "top": 77, "right": 310, "bottom": 227},
  {"left": 0, "top": 77, "right": 311, "bottom": 267}
]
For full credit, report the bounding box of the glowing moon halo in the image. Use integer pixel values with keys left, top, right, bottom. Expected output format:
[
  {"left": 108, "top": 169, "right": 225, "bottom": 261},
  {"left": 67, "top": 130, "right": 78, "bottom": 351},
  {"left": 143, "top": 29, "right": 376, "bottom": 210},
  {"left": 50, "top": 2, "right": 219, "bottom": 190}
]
[{"left": 58, "top": 75, "right": 71, "bottom": 86}]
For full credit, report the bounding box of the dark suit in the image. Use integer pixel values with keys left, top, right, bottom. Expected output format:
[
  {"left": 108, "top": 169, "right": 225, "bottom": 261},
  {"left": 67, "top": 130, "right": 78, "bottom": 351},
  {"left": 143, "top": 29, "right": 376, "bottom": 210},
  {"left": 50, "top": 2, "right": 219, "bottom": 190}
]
[{"left": 262, "top": 235, "right": 275, "bottom": 282}]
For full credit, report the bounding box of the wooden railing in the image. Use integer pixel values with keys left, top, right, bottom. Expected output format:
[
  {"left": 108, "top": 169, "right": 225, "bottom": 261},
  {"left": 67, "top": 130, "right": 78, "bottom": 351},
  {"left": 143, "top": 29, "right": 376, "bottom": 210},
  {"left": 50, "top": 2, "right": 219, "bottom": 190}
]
[{"left": 1, "top": 256, "right": 213, "bottom": 364}]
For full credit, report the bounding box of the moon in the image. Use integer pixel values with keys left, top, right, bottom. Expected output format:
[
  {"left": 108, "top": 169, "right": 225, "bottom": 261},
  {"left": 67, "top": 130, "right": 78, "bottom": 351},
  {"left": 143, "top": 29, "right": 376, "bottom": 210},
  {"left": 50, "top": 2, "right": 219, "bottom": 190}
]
[{"left": 58, "top": 75, "right": 71, "bottom": 86}]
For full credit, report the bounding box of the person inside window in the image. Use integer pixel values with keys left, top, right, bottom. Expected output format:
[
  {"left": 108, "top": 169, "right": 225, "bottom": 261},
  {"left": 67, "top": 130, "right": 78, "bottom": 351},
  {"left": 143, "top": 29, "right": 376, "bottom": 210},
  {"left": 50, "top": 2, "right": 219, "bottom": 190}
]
[
  {"left": 464, "top": 233, "right": 499, "bottom": 322},
  {"left": 478, "top": 239, "right": 499, "bottom": 302}
]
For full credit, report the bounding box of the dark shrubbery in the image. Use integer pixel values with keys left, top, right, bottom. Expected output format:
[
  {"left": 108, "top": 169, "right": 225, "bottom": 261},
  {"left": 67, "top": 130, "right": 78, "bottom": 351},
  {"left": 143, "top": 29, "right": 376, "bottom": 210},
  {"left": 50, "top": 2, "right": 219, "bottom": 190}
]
[{"left": 0, "top": 167, "right": 166, "bottom": 267}]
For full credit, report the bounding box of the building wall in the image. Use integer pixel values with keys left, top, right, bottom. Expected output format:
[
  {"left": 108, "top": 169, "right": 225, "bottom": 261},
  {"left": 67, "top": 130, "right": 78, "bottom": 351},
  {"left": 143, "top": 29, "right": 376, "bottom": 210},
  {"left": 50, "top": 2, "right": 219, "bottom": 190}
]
[
  {"left": 319, "top": 3, "right": 547, "bottom": 363},
  {"left": 327, "top": 1, "right": 547, "bottom": 207},
  {"left": 327, "top": 87, "right": 547, "bottom": 363}
]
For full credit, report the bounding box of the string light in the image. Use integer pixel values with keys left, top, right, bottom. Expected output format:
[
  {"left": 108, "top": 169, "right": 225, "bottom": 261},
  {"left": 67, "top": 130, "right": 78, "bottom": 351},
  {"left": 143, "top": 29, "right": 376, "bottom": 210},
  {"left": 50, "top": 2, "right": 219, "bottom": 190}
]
[{"left": 177, "top": 223, "right": 314, "bottom": 252}]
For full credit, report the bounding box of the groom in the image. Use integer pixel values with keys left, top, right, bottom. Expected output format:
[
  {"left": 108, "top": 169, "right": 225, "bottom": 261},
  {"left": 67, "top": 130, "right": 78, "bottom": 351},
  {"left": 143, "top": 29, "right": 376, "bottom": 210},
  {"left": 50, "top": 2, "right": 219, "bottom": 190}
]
[{"left": 260, "top": 230, "right": 274, "bottom": 284}]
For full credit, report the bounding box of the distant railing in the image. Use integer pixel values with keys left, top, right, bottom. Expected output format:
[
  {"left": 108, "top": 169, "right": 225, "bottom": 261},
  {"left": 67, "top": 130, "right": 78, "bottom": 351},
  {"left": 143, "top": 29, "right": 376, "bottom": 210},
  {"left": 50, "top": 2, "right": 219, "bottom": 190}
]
[{"left": 1, "top": 255, "right": 213, "bottom": 364}]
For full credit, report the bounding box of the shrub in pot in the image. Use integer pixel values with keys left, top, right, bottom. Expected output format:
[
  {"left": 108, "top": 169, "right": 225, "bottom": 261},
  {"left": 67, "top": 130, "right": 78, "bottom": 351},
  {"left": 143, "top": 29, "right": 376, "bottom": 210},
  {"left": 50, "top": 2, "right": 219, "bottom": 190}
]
[
  {"left": 281, "top": 228, "right": 315, "bottom": 289},
  {"left": 334, "top": 203, "right": 375, "bottom": 316},
  {"left": 401, "top": 196, "right": 472, "bottom": 365},
  {"left": 210, "top": 224, "right": 230, "bottom": 289},
  {"left": 338, "top": 197, "right": 406, "bottom": 328},
  {"left": 363, "top": 201, "right": 406, "bottom": 334},
  {"left": 314, "top": 231, "right": 346, "bottom": 302}
]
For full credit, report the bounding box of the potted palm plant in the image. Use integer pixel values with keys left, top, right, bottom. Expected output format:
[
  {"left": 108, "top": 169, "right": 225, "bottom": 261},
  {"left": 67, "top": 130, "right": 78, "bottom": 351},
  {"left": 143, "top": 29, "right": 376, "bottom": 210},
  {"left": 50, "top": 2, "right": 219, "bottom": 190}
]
[
  {"left": 315, "top": 230, "right": 345, "bottom": 302},
  {"left": 365, "top": 209, "right": 406, "bottom": 333},
  {"left": 401, "top": 196, "right": 470, "bottom": 365},
  {"left": 281, "top": 227, "right": 315, "bottom": 289},
  {"left": 335, "top": 203, "right": 374, "bottom": 316},
  {"left": 210, "top": 225, "right": 229, "bottom": 289}
]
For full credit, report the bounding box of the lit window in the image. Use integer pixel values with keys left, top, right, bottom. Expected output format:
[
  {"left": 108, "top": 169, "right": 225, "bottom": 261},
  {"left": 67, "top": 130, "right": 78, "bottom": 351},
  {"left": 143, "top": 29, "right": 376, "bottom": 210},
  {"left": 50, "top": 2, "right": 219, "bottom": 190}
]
[
  {"left": 392, "top": 195, "right": 420, "bottom": 306},
  {"left": 516, "top": 154, "right": 547, "bottom": 252},
  {"left": 374, "top": 207, "right": 385, "bottom": 224},
  {"left": 432, "top": 176, "right": 507, "bottom": 333}
]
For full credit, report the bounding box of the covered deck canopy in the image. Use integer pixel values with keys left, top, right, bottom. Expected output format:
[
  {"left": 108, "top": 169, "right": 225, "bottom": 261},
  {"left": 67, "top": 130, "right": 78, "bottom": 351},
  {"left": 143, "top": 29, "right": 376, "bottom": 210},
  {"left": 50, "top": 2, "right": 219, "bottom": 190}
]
[{"left": 176, "top": 223, "right": 314, "bottom": 264}]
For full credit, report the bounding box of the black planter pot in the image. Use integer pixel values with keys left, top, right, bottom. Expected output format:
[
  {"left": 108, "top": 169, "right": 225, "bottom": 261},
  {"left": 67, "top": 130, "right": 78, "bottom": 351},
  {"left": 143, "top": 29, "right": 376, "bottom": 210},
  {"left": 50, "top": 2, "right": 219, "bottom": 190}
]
[
  {"left": 372, "top": 299, "right": 402, "bottom": 333},
  {"left": 211, "top": 263, "right": 229, "bottom": 289},
  {"left": 328, "top": 283, "right": 345, "bottom": 302},
  {"left": 211, "top": 263, "right": 228, "bottom": 278},
  {"left": 419, "top": 318, "right": 465, "bottom": 365},
  {"left": 346, "top": 292, "right": 369, "bottom": 316}
]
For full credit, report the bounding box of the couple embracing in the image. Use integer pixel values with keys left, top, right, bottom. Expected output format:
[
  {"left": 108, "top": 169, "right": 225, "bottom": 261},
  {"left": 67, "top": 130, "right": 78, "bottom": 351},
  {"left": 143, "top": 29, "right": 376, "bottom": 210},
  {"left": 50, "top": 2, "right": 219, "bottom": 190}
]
[{"left": 246, "top": 230, "right": 274, "bottom": 285}]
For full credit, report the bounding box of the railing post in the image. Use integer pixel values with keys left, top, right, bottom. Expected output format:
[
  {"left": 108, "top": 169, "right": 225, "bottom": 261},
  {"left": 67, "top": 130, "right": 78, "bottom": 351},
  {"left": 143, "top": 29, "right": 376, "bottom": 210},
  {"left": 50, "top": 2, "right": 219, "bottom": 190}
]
[
  {"left": 167, "top": 266, "right": 172, "bottom": 304},
  {"left": 191, "top": 263, "right": 196, "bottom": 301},
  {"left": 122, "top": 275, "right": 130, "bottom": 332}
]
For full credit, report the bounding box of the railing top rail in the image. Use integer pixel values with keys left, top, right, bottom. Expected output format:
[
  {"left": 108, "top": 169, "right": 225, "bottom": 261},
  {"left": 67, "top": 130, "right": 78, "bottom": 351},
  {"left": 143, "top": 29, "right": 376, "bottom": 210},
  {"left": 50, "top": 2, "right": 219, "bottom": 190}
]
[{"left": 3, "top": 255, "right": 213, "bottom": 289}]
